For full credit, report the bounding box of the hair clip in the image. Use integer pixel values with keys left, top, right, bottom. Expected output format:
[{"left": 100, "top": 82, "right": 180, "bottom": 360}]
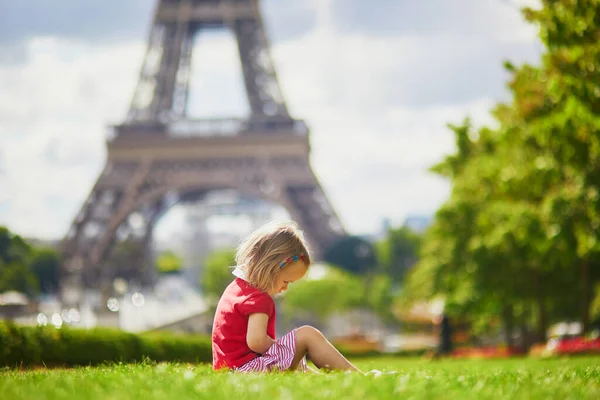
[{"left": 279, "top": 253, "right": 305, "bottom": 268}]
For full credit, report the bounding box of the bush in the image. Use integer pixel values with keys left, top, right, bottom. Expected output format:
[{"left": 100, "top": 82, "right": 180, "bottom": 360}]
[
  {"left": 140, "top": 332, "right": 212, "bottom": 363},
  {"left": 0, "top": 322, "right": 212, "bottom": 368}
]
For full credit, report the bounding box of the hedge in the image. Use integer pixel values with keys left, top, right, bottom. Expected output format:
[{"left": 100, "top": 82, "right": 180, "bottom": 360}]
[
  {"left": 0, "top": 322, "right": 212, "bottom": 368},
  {"left": 0, "top": 322, "right": 430, "bottom": 368}
]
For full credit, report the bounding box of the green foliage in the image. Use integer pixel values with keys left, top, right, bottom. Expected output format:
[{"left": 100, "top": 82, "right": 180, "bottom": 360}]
[
  {"left": 29, "top": 248, "right": 61, "bottom": 294},
  {"left": 365, "top": 273, "right": 396, "bottom": 323},
  {"left": 325, "top": 236, "right": 377, "bottom": 275},
  {"left": 375, "top": 226, "right": 422, "bottom": 285},
  {"left": 591, "top": 283, "right": 600, "bottom": 322},
  {"left": 156, "top": 250, "right": 183, "bottom": 275},
  {"left": 403, "top": 0, "right": 600, "bottom": 342},
  {"left": 0, "top": 227, "right": 32, "bottom": 265},
  {"left": 0, "top": 227, "right": 38, "bottom": 297},
  {"left": 201, "top": 248, "right": 236, "bottom": 305},
  {"left": 281, "top": 267, "right": 364, "bottom": 321},
  {"left": 280, "top": 265, "right": 397, "bottom": 324},
  {"left": 0, "top": 322, "right": 212, "bottom": 367},
  {"left": 0, "top": 262, "right": 39, "bottom": 297}
]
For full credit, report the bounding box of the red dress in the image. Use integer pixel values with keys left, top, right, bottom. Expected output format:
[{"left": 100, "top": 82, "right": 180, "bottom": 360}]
[{"left": 212, "top": 278, "right": 276, "bottom": 370}]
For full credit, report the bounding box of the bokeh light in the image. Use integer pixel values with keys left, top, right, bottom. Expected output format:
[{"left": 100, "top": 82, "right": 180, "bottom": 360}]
[
  {"left": 36, "top": 313, "right": 47, "bottom": 326},
  {"left": 107, "top": 297, "right": 120, "bottom": 312},
  {"left": 51, "top": 313, "right": 63, "bottom": 328},
  {"left": 132, "top": 292, "right": 145, "bottom": 307}
]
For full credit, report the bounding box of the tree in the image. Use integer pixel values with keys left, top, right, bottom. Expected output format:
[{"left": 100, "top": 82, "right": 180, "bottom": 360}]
[
  {"left": 29, "top": 248, "right": 60, "bottom": 294},
  {"left": 281, "top": 266, "right": 364, "bottom": 323},
  {"left": 0, "top": 261, "right": 39, "bottom": 297},
  {"left": 520, "top": 0, "right": 600, "bottom": 333},
  {"left": 0, "top": 227, "right": 31, "bottom": 265},
  {"left": 0, "top": 227, "right": 38, "bottom": 297},
  {"left": 403, "top": 0, "right": 600, "bottom": 345},
  {"left": 324, "top": 236, "right": 377, "bottom": 275},
  {"left": 376, "top": 226, "right": 422, "bottom": 286}
]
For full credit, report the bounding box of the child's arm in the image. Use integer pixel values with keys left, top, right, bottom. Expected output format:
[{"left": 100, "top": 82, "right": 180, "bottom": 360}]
[{"left": 247, "top": 313, "right": 276, "bottom": 354}]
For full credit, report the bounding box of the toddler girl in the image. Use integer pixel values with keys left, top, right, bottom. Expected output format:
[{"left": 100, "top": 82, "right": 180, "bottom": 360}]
[{"left": 211, "top": 220, "right": 361, "bottom": 373}]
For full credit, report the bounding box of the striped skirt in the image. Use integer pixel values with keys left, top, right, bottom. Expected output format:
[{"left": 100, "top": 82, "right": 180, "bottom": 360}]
[{"left": 236, "top": 330, "right": 307, "bottom": 373}]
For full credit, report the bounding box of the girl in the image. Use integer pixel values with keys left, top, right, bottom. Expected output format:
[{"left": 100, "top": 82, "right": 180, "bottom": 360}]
[{"left": 211, "top": 220, "right": 362, "bottom": 373}]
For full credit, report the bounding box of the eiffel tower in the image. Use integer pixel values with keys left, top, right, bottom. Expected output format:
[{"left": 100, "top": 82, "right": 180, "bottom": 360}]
[{"left": 60, "top": 0, "right": 345, "bottom": 303}]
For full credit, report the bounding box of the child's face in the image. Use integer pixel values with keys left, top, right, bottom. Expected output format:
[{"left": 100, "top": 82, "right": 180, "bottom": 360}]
[{"left": 271, "top": 260, "right": 308, "bottom": 295}]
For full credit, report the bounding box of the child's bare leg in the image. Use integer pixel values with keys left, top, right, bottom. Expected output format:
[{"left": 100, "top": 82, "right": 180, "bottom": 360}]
[{"left": 290, "top": 326, "right": 362, "bottom": 372}]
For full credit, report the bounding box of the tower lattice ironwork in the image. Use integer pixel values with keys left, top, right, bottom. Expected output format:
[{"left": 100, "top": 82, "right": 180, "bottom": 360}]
[{"left": 60, "top": 0, "right": 345, "bottom": 304}]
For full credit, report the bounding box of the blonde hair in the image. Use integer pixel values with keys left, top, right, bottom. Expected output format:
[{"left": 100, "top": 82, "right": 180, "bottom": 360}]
[{"left": 236, "top": 220, "right": 312, "bottom": 292}]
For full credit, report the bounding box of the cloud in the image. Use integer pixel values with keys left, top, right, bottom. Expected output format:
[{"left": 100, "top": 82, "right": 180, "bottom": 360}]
[
  {"left": 0, "top": 38, "right": 145, "bottom": 238},
  {"left": 284, "top": 34, "right": 540, "bottom": 109},
  {"left": 330, "top": 0, "right": 538, "bottom": 43},
  {"left": 0, "top": 0, "right": 153, "bottom": 45},
  {"left": 0, "top": 0, "right": 315, "bottom": 51},
  {"left": 304, "top": 97, "right": 496, "bottom": 233},
  {"left": 262, "top": 0, "right": 319, "bottom": 42},
  {"left": 0, "top": 0, "right": 542, "bottom": 239},
  {"left": 268, "top": 26, "right": 506, "bottom": 233}
]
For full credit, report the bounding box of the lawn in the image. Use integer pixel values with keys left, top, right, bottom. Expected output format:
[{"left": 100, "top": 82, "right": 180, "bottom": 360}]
[{"left": 1, "top": 356, "right": 599, "bottom": 400}]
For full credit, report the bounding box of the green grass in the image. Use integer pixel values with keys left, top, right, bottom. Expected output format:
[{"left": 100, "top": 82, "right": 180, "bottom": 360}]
[{"left": 1, "top": 356, "right": 599, "bottom": 400}]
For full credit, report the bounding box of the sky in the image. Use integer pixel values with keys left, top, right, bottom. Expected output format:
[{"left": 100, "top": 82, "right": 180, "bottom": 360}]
[{"left": 0, "top": 0, "right": 542, "bottom": 242}]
